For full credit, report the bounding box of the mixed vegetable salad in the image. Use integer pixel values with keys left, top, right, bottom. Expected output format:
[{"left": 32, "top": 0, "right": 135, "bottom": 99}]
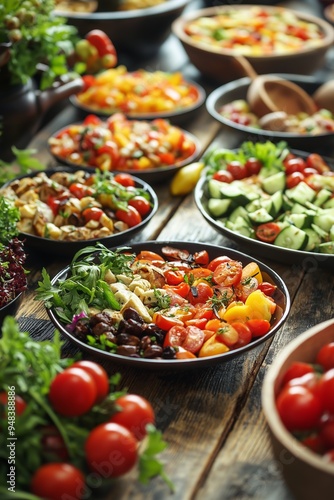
[
  {"left": 200, "top": 141, "right": 334, "bottom": 254},
  {"left": 36, "top": 243, "right": 283, "bottom": 361},
  {"left": 0, "top": 317, "right": 171, "bottom": 499},
  {"left": 76, "top": 66, "right": 202, "bottom": 115},
  {"left": 49, "top": 113, "right": 198, "bottom": 172},
  {"left": 0, "top": 169, "right": 154, "bottom": 242},
  {"left": 183, "top": 6, "right": 326, "bottom": 56}
]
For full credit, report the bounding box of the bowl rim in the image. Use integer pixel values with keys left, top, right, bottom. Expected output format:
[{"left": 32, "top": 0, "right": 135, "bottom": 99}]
[
  {"left": 172, "top": 4, "right": 334, "bottom": 59},
  {"left": 262, "top": 318, "right": 334, "bottom": 473},
  {"left": 206, "top": 75, "right": 334, "bottom": 140},
  {"left": 55, "top": 0, "right": 192, "bottom": 19}
]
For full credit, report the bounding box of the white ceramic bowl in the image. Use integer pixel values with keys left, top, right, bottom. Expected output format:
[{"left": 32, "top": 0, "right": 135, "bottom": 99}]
[{"left": 262, "top": 319, "right": 334, "bottom": 500}]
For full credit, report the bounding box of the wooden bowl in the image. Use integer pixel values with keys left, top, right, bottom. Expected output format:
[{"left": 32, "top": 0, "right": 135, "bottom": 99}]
[
  {"left": 262, "top": 319, "right": 334, "bottom": 500},
  {"left": 172, "top": 5, "right": 334, "bottom": 84}
]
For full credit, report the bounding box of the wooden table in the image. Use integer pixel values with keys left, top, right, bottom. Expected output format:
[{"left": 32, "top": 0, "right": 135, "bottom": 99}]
[{"left": 16, "top": 0, "right": 334, "bottom": 498}]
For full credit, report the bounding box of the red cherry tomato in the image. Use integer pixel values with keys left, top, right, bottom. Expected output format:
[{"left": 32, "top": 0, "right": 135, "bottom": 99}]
[
  {"left": 164, "top": 269, "right": 185, "bottom": 285},
  {"left": 318, "top": 368, "right": 334, "bottom": 414},
  {"left": 212, "top": 170, "right": 234, "bottom": 183},
  {"left": 230, "top": 322, "right": 252, "bottom": 348},
  {"left": 48, "top": 367, "right": 97, "bottom": 417},
  {"left": 85, "top": 29, "right": 117, "bottom": 58},
  {"left": 226, "top": 160, "right": 248, "bottom": 180},
  {"left": 113, "top": 173, "right": 135, "bottom": 187},
  {"left": 153, "top": 312, "right": 184, "bottom": 331},
  {"left": 163, "top": 325, "right": 205, "bottom": 354},
  {"left": 82, "top": 207, "right": 104, "bottom": 222},
  {"left": 246, "top": 319, "right": 271, "bottom": 337},
  {"left": 128, "top": 196, "right": 151, "bottom": 216},
  {"left": 286, "top": 171, "right": 305, "bottom": 189},
  {"left": 276, "top": 385, "right": 323, "bottom": 432},
  {"left": 281, "top": 361, "right": 315, "bottom": 387},
  {"left": 213, "top": 260, "right": 242, "bottom": 286},
  {"left": 83, "top": 114, "right": 101, "bottom": 126},
  {"left": 187, "top": 281, "right": 214, "bottom": 305},
  {"left": 316, "top": 342, "right": 334, "bottom": 371},
  {"left": 85, "top": 422, "right": 138, "bottom": 478},
  {"left": 245, "top": 157, "right": 262, "bottom": 176},
  {"left": 110, "top": 394, "right": 155, "bottom": 440},
  {"left": 30, "top": 463, "right": 85, "bottom": 500},
  {"left": 283, "top": 157, "right": 306, "bottom": 175},
  {"left": 71, "top": 360, "right": 109, "bottom": 403},
  {"left": 115, "top": 205, "right": 142, "bottom": 227},
  {"left": 207, "top": 255, "right": 232, "bottom": 272},
  {"left": 255, "top": 222, "right": 281, "bottom": 243},
  {"left": 194, "top": 250, "right": 210, "bottom": 266},
  {"left": 40, "top": 426, "right": 69, "bottom": 462},
  {"left": 320, "top": 416, "right": 334, "bottom": 449},
  {"left": 0, "top": 392, "right": 26, "bottom": 416},
  {"left": 257, "top": 282, "right": 277, "bottom": 296},
  {"left": 69, "top": 183, "right": 94, "bottom": 199},
  {"left": 306, "top": 153, "right": 330, "bottom": 173}
]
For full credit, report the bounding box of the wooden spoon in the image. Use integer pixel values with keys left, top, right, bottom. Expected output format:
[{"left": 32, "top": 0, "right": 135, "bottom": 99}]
[{"left": 232, "top": 55, "right": 317, "bottom": 118}]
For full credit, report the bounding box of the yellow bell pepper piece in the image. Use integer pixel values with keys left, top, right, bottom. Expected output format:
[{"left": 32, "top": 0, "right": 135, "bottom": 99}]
[
  {"left": 241, "top": 262, "right": 263, "bottom": 284},
  {"left": 223, "top": 303, "right": 251, "bottom": 324},
  {"left": 170, "top": 162, "right": 204, "bottom": 196},
  {"left": 244, "top": 290, "right": 275, "bottom": 321}
]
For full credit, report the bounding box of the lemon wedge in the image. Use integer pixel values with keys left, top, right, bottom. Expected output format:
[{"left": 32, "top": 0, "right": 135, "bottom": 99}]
[{"left": 170, "top": 162, "right": 205, "bottom": 196}]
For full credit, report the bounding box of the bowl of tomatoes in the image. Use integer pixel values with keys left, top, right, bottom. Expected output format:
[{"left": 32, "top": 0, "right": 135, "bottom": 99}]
[
  {"left": 262, "top": 318, "right": 334, "bottom": 500},
  {"left": 37, "top": 240, "right": 291, "bottom": 371},
  {"left": 48, "top": 113, "right": 201, "bottom": 184},
  {"left": 0, "top": 167, "right": 158, "bottom": 256},
  {"left": 172, "top": 5, "right": 334, "bottom": 84}
]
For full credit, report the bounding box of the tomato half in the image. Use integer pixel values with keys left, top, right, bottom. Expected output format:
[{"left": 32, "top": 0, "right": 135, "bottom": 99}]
[
  {"left": 48, "top": 367, "right": 97, "bottom": 417},
  {"left": 113, "top": 173, "right": 135, "bottom": 187},
  {"left": 30, "top": 463, "right": 86, "bottom": 500},
  {"left": 110, "top": 394, "right": 155, "bottom": 441},
  {"left": 187, "top": 281, "right": 213, "bottom": 305},
  {"left": 213, "top": 260, "right": 242, "bottom": 286},
  {"left": 255, "top": 223, "right": 281, "bottom": 243},
  {"left": 115, "top": 206, "right": 142, "bottom": 227},
  {"left": 207, "top": 255, "right": 232, "bottom": 271},
  {"left": 246, "top": 318, "right": 270, "bottom": 337},
  {"left": 128, "top": 196, "right": 151, "bottom": 216},
  {"left": 85, "top": 422, "right": 138, "bottom": 477}
]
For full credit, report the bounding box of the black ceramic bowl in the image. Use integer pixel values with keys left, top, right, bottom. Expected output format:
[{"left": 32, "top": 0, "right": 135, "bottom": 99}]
[
  {"left": 0, "top": 292, "right": 23, "bottom": 327},
  {"left": 55, "top": 0, "right": 192, "bottom": 57},
  {"left": 0, "top": 166, "right": 158, "bottom": 256},
  {"left": 46, "top": 240, "right": 290, "bottom": 371},
  {"left": 206, "top": 75, "right": 334, "bottom": 152}
]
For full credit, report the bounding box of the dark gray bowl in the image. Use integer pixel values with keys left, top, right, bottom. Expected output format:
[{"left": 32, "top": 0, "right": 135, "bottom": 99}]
[{"left": 55, "top": 0, "right": 191, "bottom": 57}]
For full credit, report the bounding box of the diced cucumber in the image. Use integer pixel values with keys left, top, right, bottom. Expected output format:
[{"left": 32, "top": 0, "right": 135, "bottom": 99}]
[
  {"left": 228, "top": 206, "right": 250, "bottom": 224},
  {"left": 271, "top": 191, "right": 283, "bottom": 216},
  {"left": 285, "top": 182, "right": 316, "bottom": 204},
  {"left": 330, "top": 225, "right": 334, "bottom": 242},
  {"left": 208, "top": 198, "right": 232, "bottom": 217},
  {"left": 304, "top": 228, "right": 321, "bottom": 251},
  {"left": 314, "top": 189, "right": 332, "bottom": 207},
  {"left": 261, "top": 171, "right": 285, "bottom": 194},
  {"left": 274, "top": 225, "right": 309, "bottom": 250},
  {"left": 324, "top": 198, "right": 334, "bottom": 209},
  {"left": 245, "top": 199, "right": 261, "bottom": 212},
  {"left": 207, "top": 179, "right": 225, "bottom": 199},
  {"left": 282, "top": 194, "right": 294, "bottom": 211},
  {"left": 291, "top": 203, "right": 317, "bottom": 217},
  {"left": 311, "top": 223, "right": 328, "bottom": 240},
  {"left": 219, "top": 184, "right": 250, "bottom": 206},
  {"left": 318, "top": 241, "right": 334, "bottom": 254},
  {"left": 234, "top": 226, "right": 255, "bottom": 238},
  {"left": 286, "top": 213, "right": 312, "bottom": 229},
  {"left": 313, "top": 212, "right": 334, "bottom": 232},
  {"left": 248, "top": 208, "right": 273, "bottom": 225}
]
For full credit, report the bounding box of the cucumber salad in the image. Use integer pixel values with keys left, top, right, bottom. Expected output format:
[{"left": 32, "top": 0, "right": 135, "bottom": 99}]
[{"left": 201, "top": 141, "right": 334, "bottom": 254}]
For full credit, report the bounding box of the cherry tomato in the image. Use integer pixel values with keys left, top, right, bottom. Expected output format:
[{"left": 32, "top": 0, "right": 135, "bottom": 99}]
[
  {"left": 276, "top": 385, "right": 323, "bottom": 432},
  {"left": 82, "top": 207, "right": 104, "bottom": 222},
  {"left": 186, "top": 267, "right": 212, "bottom": 280},
  {"left": 213, "top": 260, "right": 242, "bottom": 286},
  {"left": 135, "top": 250, "right": 165, "bottom": 263},
  {"left": 303, "top": 167, "right": 319, "bottom": 177},
  {"left": 207, "top": 255, "right": 232, "bottom": 272},
  {"left": 245, "top": 157, "right": 262, "bottom": 176},
  {"left": 306, "top": 153, "right": 330, "bottom": 173},
  {"left": 300, "top": 433, "right": 325, "bottom": 454},
  {"left": 164, "top": 325, "right": 204, "bottom": 354},
  {"left": 257, "top": 282, "right": 277, "bottom": 296},
  {"left": 115, "top": 205, "right": 142, "bottom": 227},
  {"left": 246, "top": 319, "right": 271, "bottom": 337},
  {"left": 187, "top": 281, "right": 214, "bottom": 305},
  {"left": 40, "top": 426, "right": 69, "bottom": 462},
  {"left": 230, "top": 322, "right": 252, "bottom": 348},
  {"left": 0, "top": 392, "right": 26, "bottom": 416},
  {"left": 216, "top": 323, "right": 239, "bottom": 347},
  {"left": 165, "top": 282, "right": 191, "bottom": 299},
  {"left": 153, "top": 312, "right": 184, "bottom": 330},
  {"left": 164, "top": 269, "right": 185, "bottom": 285},
  {"left": 110, "top": 394, "right": 155, "bottom": 441},
  {"left": 286, "top": 171, "right": 305, "bottom": 189},
  {"left": 194, "top": 250, "right": 210, "bottom": 266},
  {"left": 83, "top": 114, "right": 101, "bottom": 126},
  {"left": 283, "top": 157, "right": 306, "bottom": 175},
  {"left": 48, "top": 367, "right": 97, "bottom": 417},
  {"left": 323, "top": 449, "right": 334, "bottom": 462},
  {"left": 128, "top": 196, "right": 151, "bottom": 216},
  {"left": 212, "top": 170, "right": 234, "bottom": 183},
  {"left": 113, "top": 173, "right": 135, "bottom": 187},
  {"left": 30, "top": 463, "right": 85, "bottom": 500},
  {"left": 320, "top": 416, "right": 334, "bottom": 450},
  {"left": 255, "top": 222, "right": 281, "bottom": 243},
  {"left": 316, "top": 342, "right": 334, "bottom": 371},
  {"left": 281, "top": 361, "right": 315, "bottom": 387},
  {"left": 85, "top": 422, "right": 138, "bottom": 477},
  {"left": 318, "top": 368, "right": 334, "bottom": 414},
  {"left": 69, "top": 183, "right": 94, "bottom": 199},
  {"left": 71, "top": 360, "right": 109, "bottom": 403},
  {"left": 85, "top": 29, "right": 117, "bottom": 58},
  {"left": 226, "top": 160, "right": 248, "bottom": 180}
]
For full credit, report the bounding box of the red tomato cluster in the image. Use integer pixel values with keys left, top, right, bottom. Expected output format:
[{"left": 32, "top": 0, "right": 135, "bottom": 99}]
[
  {"left": 283, "top": 152, "right": 332, "bottom": 189},
  {"left": 213, "top": 157, "right": 263, "bottom": 182},
  {"left": 276, "top": 342, "right": 334, "bottom": 464},
  {"left": 1, "top": 360, "right": 155, "bottom": 500},
  {"left": 75, "top": 29, "right": 118, "bottom": 75}
]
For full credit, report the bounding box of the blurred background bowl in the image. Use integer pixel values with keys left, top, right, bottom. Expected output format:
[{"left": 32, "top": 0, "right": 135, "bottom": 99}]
[
  {"left": 262, "top": 318, "right": 334, "bottom": 500},
  {"left": 55, "top": 0, "right": 192, "bottom": 57},
  {"left": 172, "top": 5, "right": 334, "bottom": 84}
]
